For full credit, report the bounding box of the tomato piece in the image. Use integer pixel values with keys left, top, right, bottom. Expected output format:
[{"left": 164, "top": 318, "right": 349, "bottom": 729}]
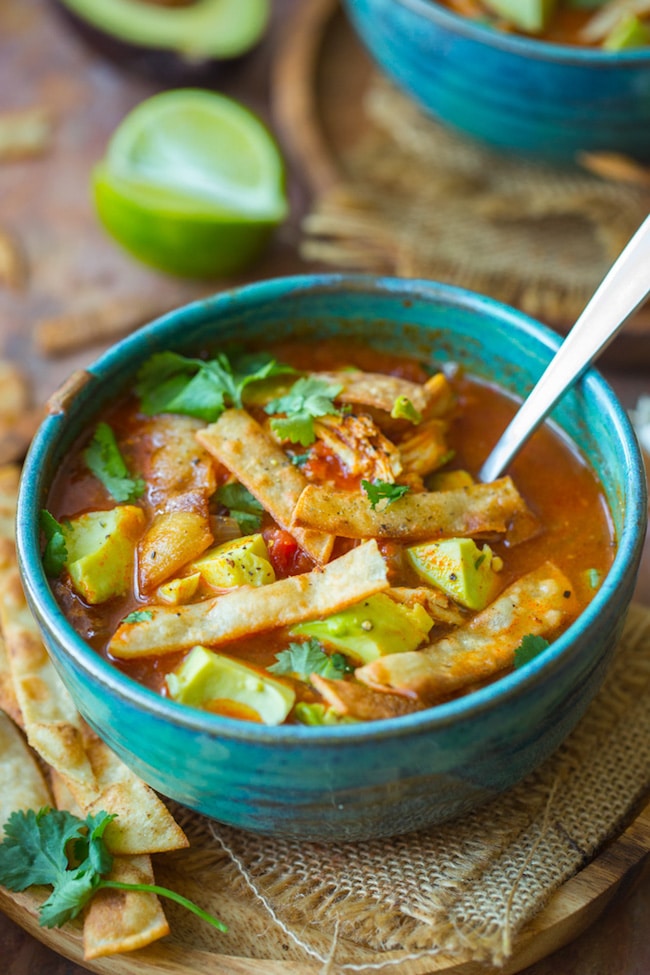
[{"left": 264, "top": 528, "right": 313, "bottom": 577}]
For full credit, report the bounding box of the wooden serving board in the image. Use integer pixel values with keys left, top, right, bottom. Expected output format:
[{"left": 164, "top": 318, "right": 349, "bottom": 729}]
[
  {"left": 2, "top": 801, "right": 650, "bottom": 975},
  {"left": 270, "top": 0, "right": 650, "bottom": 365}
]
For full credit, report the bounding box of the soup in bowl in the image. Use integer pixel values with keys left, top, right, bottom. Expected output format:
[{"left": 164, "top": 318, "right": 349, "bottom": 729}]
[{"left": 16, "top": 275, "right": 647, "bottom": 840}]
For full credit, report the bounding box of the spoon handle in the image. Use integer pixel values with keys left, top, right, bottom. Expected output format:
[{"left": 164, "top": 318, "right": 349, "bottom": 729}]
[{"left": 479, "top": 215, "right": 650, "bottom": 484}]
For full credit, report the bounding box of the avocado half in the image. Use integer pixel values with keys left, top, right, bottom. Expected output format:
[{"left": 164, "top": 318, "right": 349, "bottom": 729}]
[{"left": 54, "top": 0, "right": 271, "bottom": 83}]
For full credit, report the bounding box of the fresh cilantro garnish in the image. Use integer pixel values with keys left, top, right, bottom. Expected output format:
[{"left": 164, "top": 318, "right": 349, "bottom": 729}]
[
  {"left": 390, "top": 396, "right": 422, "bottom": 424},
  {"left": 216, "top": 482, "right": 264, "bottom": 534},
  {"left": 135, "top": 350, "right": 294, "bottom": 422},
  {"left": 264, "top": 376, "right": 343, "bottom": 446},
  {"left": 290, "top": 451, "right": 312, "bottom": 467},
  {"left": 122, "top": 610, "right": 153, "bottom": 624},
  {"left": 361, "top": 479, "right": 410, "bottom": 510},
  {"left": 40, "top": 510, "right": 68, "bottom": 577},
  {"left": 513, "top": 634, "right": 550, "bottom": 669},
  {"left": 0, "top": 807, "right": 227, "bottom": 932},
  {"left": 83, "top": 422, "right": 145, "bottom": 504},
  {"left": 474, "top": 554, "right": 486, "bottom": 571},
  {"left": 268, "top": 639, "right": 352, "bottom": 682}
]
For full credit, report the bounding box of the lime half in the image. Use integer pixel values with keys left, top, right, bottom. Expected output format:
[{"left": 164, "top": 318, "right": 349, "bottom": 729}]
[{"left": 93, "top": 89, "right": 288, "bottom": 278}]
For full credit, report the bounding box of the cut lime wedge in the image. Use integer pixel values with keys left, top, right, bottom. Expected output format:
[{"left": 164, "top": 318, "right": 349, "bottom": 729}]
[{"left": 93, "top": 89, "right": 288, "bottom": 278}]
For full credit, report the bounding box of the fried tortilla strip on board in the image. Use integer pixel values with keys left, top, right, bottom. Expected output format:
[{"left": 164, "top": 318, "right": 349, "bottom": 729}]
[
  {"left": 196, "top": 409, "right": 334, "bottom": 564},
  {"left": 0, "top": 464, "right": 19, "bottom": 542},
  {"left": 292, "top": 477, "right": 535, "bottom": 542},
  {"left": 51, "top": 770, "right": 170, "bottom": 960},
  {"left": 0, "top": 710, "right": 52, "bottom": 826},
  {"left": 110, "top": 539, "right": 389, "bottom": 658},
  {"left": 357, "top": 562, "right": 579, "bottom": 702}
]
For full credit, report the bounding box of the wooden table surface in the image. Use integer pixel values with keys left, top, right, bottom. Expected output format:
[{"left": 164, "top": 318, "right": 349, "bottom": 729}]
[{"left": 1, "top": 1, "right": 649, "bottom": 973}]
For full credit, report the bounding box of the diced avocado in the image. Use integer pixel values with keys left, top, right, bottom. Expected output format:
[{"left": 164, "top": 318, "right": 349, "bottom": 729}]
[
  {"left": 603, "top": 16, "right": 650, "bottom": 51},
  {"left": 63, "top": 505, "right": 145, "bottom": 605},
  {"left": 407, "top": 538, "right": 500, "bottom": 611},
  {"left": 190, "top": 533, "right": 275, "bottom": 588},
  {"left": 157, "top": 571, "right": 201, "bottom": 605},
  {"left": 294, "top": 702, "right": 356, "bottom": 726},
  {"left": 166, "top": 645, "right": 294, "bottom": 725},
  {"left": 427, "top": 469, "right": 474, "bottom": 492},
  {"left": 290, "top": 593, "right": 433, "bottom": 666},
  {"left": 481, "top": 0, "right": 558, "bottom": 33}
]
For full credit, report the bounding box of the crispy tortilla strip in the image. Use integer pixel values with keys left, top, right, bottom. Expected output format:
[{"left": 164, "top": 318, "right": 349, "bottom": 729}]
[
  {"left": 0, "top": 228, "right": 27, "bottom": 290},
  {"left": 311, "top": 675, "right": 423, "bottom": 721},
  {"left": 33, "top": 295, "right": 175, "bottom": 358},
  {"left": 292, "top": 477, "right": 533, "bottom": 542},
  {"left": 83, "top": 854, "right": 170, "bottom": 960},
  {"left": 0, "top": 537, "right": 96, "bottom": 798},
  {"left": 357, "top": 562, "right": 579, "bottom": 702},
  {"left": 0, "top": 106, "right": 51, "bottom": 161},
  {"left": 139, "top": 511, "right": 213, "bottom": 593},
  {"left": 388, "top": 587, "right": 465, "bottom": 627},
  {"left": 313, "top": 370, "right": 435, "bottom": 415},
  {"left": 0, "top": 465, "right": 19, "bottom": 567},
  {"left": 79, "top": 733, "right": 188, "bottom": 855},
  {"left": 0, "top": 631, "right": 21, "bottom": 726},
  {"left": 0, "top": 710, "right": 52, "bottom": 826},
  {"left": 110, "top": 540, "right": 389, "bottom": 659},
  {"left": 196, "top": 409, "right": 334, "bottom": 564},
  {"left": 0, "top": 409, "right": 43, "bottom": 465}
]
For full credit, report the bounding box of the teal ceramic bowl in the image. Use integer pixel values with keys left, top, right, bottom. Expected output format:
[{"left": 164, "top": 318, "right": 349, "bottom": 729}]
[
  {"left": 16, "top": 275, "right": 647, "bottom": 840},
  {"left": 343, "top": 0, "right": 650, "bottom": 161}
]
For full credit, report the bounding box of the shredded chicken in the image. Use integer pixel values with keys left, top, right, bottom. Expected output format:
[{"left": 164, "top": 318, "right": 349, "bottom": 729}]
[
  {"left": 313, "top": 413, "right": 403, "bottom": 482},
  {"left": 399, "top": 417, "right": 451, "bottom": 477}
]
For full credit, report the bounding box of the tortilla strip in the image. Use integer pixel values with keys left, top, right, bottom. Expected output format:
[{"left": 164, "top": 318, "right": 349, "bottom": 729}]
[
  {"left": 83, "top": 854, "right": 170, "bottom": 959},
  {"left": 110, "top": 539, "right": 389, "bottom": 659},
  {"left": 0, "top": 710, "right": 52, "bottom": 827},
  {"left": 310, "top": 675, "right": 423, "bottom": 721},
  {"left": 0, "top": 464, "right": 19, "bottom": 538},
  {"left": 196, "top": 409, "right": 334, "bottom": 564},
  {"left": 356, "top": 562, "right": 579, "bottom": 702},
  {"left": 292, "top": 477, "right": 533, "bottom": 542},
  {"left": 313, "top": 370, "right": 435, "bottom": 415},
  {"left": 388, "top": 587, "right": 465, "bottom": 627}
]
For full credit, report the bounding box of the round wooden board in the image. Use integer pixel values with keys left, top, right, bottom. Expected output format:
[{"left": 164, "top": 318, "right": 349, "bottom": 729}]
[
  {"left": 270, "top": 0, "right": 650, "bottom": 365},
  {"left": 1, "top": 801, "right": 650, "bottom": 975}
]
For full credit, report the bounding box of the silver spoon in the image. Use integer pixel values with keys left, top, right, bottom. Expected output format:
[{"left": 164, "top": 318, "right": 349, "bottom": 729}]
[{"left": 479, "top": 214, "right": 650, "bottom": 484}]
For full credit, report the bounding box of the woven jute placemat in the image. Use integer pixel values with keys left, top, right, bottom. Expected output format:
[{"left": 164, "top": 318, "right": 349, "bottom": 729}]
[
  {"left": 301, "top": 77, "right": 650, "bottom": 326},
  {"left": 166, "top": 602, "right": 650, "bottom": 972}
]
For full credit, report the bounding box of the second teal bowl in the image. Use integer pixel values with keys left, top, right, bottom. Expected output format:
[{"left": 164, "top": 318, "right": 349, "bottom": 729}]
[
  {"left": 343, "top": 0, "right": 650, "bottom": 161},
  {"left": 16, "top": 275, "right": 647, "bottom": 840}
]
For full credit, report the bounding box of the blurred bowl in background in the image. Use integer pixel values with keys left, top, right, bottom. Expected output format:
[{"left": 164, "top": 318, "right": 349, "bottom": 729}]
[{"left": 342, "top": 0, "right": 650, "bottom": 162}]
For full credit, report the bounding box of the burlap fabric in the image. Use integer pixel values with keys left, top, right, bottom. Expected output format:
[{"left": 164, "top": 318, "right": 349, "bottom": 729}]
[
  {"left": 301, "top": 78, "right": 650, "bottom": 327},
  {"left": 162, "top": 602, "right": 650, "bottom": 973}
]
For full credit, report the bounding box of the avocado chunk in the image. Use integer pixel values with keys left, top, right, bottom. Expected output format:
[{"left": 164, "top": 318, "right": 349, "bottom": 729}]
[
  {"left": 407, "top": 538, "right": 501, "bottom": 611},
  {"left": 166, "top": 645, "right": 295, "bottom": 725},
  {"left": 481, "top": 0, "right": 559, "bottom": 33},
  {"left": 63, "top": 506, "right": 145, "bottom": 605},
  {"left": 603, "top": 16, "right": 650, "bottom": 51},
  {"left": 55, "top": 0, "right": 270, "bottom": 82},
  {"left": 189, "top": 533, "right": 275, "bottom": 589},
  {"left": 294, "top": 702, "right": 356, "bottom": 726},
  {"left": 290, "top": 593, "right": 433, "bottom": 665},
  {"left": 427, "top": 469, "right": 474, "bottom": 492},
  {"left": 157, "top": 571, "right": 201, "bottom": 605}
]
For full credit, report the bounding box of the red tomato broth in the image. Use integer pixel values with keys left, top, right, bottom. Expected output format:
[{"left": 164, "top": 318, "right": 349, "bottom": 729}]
[{"left": 45, "top": 339, "right": 615, "bottom": 719}]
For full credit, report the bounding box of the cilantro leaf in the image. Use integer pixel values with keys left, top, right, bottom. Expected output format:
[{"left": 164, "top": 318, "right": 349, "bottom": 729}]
[
  {"left": 513, "top": 634, "right": 550, "bottom": 669},
  {"left": 83, "top": 422, "right": 145, "bottom": 503},
  {"left": 135, "top": 350, "right": 295, "bottom": 422},
  {"left": 265, "top": 377, "right": 342, "bottom": 446},
  {"left": 122, "top": 610, "right": 153, "bottom": 624},
  {"left": 216, "top": 482, "right": 264, "bottom": 533},
  {"left": 361, "top": 479, "right": 410, "bottom": 510},
  {"left": 40, "top": 510, "right": 68, "bottom": 577},
  {"left": 0, "top": 806, "right": 228, "bottom": 933},
  {"left": 268, "top": 639, "right": 352, "bottom": 681}
]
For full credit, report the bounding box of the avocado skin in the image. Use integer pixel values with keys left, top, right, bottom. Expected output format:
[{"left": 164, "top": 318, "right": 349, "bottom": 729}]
[{"left": 51, "top": 0, "right": 265, "bottom": 84}]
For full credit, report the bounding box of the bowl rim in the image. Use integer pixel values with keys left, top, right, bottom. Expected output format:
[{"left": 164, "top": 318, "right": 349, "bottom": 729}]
[
  {"left": 16, "top": 273, "right": 648, "bottom": 747},
  {"left": 372, "top": 0, "right": 650, "bottom": 65}
]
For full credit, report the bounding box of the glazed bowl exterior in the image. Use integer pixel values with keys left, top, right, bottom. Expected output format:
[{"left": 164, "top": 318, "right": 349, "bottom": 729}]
[
  {"left": 343, "top": 0, "right": 650, "bottom": 161},
  {"left": 17, "top": 275, "right": 647, "bottom": 840}
]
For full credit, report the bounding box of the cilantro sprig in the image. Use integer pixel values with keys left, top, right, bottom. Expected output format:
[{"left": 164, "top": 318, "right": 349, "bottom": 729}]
[
  {"left": 135, "top": 350, "right": 295, "bottom": 422},
  {"left": 361, "top": 479, "right": 410, "bottom": 510},
  {"left": 264, "top": 376, "right": 343, "bottom": 446},
  {"left": 83, "top": 422, "right": 145, "bottom": 504},
  {"left": 513, "top": 634, "right": 550, "bottom": 669},
  {"left": 40, "top": 510, "right": 68, "bottom": 577},
  {"left": 216, "top": 482, "right": 264, "bottom": 534},
  {"left": 0, "top": 807, "right": 227, "bottom": 933},
  {"left": 268, "top": 638, "right": 352, "bottom": 682}
]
